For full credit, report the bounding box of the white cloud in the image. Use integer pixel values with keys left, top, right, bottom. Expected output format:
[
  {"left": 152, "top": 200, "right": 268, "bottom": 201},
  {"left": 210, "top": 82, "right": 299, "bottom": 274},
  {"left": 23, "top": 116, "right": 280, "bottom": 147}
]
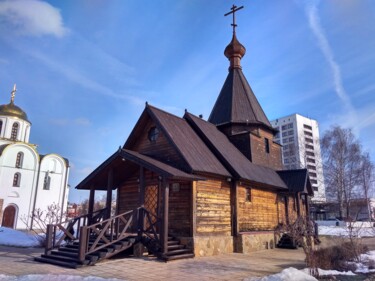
[
  {"left": 304, "top": 1, "right": 354, "bottom": 112},
  {"left": 0, "top": 0, "right": 68, "bottom": 37}
]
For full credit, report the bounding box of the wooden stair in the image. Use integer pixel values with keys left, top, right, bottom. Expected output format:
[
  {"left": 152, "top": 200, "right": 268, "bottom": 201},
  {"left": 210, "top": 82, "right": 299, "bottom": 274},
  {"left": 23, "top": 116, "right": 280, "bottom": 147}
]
[
  {"left": 34, "top": 236, "right": 136, "bottom": 268},
  {"left": 276, "top": 233, "right": 297, "bottom": 249},
  {"left": 160, "top": 237, "right": 194, "bottom": 261}
]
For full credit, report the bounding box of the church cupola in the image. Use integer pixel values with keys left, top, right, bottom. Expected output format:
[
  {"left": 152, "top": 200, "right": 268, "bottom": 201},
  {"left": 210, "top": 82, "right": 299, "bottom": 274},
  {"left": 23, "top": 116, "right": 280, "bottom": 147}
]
[
  {"left": 224, "top": 32, "right": 246, "bottom": 70},
  {"left": 0, "top": 84, "right": 31, "bottom": 143}
]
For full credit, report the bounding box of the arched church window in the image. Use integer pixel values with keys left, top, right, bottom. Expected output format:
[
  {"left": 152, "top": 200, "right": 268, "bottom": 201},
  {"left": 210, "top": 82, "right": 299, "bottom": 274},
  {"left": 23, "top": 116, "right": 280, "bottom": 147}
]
[
  {"left": 43, "top": 175, "right": 51, "bottom": 190},
  {"left": 11, "top": 123, "right": 19, "bottom": 140},
  {"left": 15, "top": 152, "right": 24, "bottom": 168},
  {"left": 13, "top": 173, "right": 21, "bottom": 187}
]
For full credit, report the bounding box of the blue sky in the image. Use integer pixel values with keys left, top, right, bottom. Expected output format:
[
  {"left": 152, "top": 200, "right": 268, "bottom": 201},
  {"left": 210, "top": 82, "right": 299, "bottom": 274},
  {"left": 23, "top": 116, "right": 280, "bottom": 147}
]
[{"left": 0, "top": 0, "right": 374, "bottom": 203}]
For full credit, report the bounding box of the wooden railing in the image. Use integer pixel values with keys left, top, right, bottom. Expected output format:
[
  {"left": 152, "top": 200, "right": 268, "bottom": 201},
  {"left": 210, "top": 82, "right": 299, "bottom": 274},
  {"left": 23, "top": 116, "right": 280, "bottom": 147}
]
[
  {"left": 138, "top": 207, "right": 162, "bottom": 249},
  {"left": 78, "top": 209, "right": 136, "bottom": 261},
  {"left": 45, "top": 208, "right": 107, "bottom": 254}
]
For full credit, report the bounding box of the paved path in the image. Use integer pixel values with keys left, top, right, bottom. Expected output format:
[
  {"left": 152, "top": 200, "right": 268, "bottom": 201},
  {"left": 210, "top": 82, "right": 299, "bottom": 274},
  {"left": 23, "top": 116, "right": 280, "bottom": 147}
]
[{"left": 0, "top": 246, "right": 306, "bottom": 280}]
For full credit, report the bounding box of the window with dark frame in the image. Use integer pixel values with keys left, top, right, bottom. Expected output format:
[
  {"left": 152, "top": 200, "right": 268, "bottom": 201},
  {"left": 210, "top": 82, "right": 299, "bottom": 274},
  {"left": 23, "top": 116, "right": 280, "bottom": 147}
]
[
  {"left": 43, "top": 175, "right": 51, "bottom": 190},
  {"left": 11, "top": 123, "right": 19, "bottom": 140},
  {"left": 0, "top": 120, "right": 2, "bottom": 135},
  {"left": 15, "top": 152, "right": 23, "bottom": 168},
  {"left": 148, "top": 126, "right": 159, "bottom": 142},
  {"left": 245, "top": 188, "right": 252, "bottom": 202},
  {"left": 13, "top": 173, "right": 21, "bottom": 187},
  {"left": 265, "top": 138, "right": 270, "bottom": 153}
]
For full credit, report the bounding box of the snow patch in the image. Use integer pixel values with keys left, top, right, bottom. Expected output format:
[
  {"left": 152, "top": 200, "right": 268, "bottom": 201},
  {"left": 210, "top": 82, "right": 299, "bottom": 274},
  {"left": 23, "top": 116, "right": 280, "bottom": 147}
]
[
  {"left": 244, "top": 267, "right": 318, "bottom": 281},
  {"left": 0, "top": 227, "right": 40, "bottom": 247},
  {"left": 318, "top": 225, "right": 375, "bottom": 237}
]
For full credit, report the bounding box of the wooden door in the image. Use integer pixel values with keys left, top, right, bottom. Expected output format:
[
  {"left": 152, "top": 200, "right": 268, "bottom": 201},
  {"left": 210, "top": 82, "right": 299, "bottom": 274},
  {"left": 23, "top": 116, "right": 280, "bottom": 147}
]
[
  {"left": 144, "top": 184, "right": 160, "bottom": 230},
  {"left": 2, "top": 205, "right": 16, "bottom": 228}
]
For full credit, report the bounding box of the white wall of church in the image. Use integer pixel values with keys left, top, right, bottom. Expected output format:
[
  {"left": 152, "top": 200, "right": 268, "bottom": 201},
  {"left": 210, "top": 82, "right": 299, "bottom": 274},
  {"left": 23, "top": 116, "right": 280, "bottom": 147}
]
[
  {"left": 34, "top": 155, "right": 69, "bottom": 218},
  {"left": 0, "top": 144, "right": 39, "bottom": 228},
  {"left": 0, "top": 116, "right": 31, "bottom": 143}
]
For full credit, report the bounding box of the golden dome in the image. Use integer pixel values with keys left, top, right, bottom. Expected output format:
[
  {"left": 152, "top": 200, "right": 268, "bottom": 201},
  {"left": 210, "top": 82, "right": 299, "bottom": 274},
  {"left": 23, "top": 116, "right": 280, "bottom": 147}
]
[{"left": 0, "top": 101, "right": 29, "bottom": 122}]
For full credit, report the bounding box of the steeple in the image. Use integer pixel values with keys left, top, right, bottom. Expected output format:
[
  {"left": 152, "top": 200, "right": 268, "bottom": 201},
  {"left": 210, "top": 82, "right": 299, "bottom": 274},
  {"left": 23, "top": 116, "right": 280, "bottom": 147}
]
[
  {"left": 208, "top": 5, "right": 274, "bottom": 136},
  {"left": 224, "top": 5, "right": 246, "bottom": 70}
]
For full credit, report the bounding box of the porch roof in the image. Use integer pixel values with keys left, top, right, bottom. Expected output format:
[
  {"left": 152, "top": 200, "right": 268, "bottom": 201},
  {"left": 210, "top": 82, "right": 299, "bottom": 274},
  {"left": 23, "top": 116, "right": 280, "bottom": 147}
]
[
  {"left": 277, "top": 169, "right": 314, "bottom": 196},
  {"left": 76, "top": 148, "right": 204, "bottom": 190}
]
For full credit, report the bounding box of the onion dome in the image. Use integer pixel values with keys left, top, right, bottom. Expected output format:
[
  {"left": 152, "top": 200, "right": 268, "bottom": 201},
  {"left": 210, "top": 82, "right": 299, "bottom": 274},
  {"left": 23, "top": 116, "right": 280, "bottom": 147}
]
[
  {"left": 224, "top": 33, "right": 246, "bottom": 70},
  {"left": 0, "top": 84, "right": 30, "bottom": 122}
]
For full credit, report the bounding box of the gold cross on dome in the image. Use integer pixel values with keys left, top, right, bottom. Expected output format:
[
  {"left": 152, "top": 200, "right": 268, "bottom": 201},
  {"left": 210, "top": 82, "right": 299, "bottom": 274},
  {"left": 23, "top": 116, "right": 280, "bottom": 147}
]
[
  {"left": 224, "top": 5, "right": 244, "bottom": 33},
  {"left": 11, "top": 84, "right": 16, "bottom": 103}
]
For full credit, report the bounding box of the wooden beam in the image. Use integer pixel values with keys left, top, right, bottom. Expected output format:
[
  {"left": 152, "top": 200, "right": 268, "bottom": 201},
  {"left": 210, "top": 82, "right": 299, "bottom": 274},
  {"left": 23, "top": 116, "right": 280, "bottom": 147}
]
[
  {"left": 88, "top": 186, "right": 95, "bottom": 225},
  {"left": 296, "top": 193, "right": 301, "bottom": 217},
  {"left": 231, "top": 180, "right": 238, "bottom": 237},
  {"left": 162, "top": 177, "right": 169, "bottom": 255},
  {"left": 191, "top": 181, "right": 197, "bottom": 237},
  {"left": 139, "top": 166, "right": 145, "bottom": 206},
  {"left": 106, "top": 169, "right": 113, "bottom": 219}
]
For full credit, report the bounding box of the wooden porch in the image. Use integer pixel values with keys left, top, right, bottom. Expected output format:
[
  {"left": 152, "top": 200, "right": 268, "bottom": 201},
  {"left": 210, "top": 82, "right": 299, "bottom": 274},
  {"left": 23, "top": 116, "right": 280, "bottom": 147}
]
[{"left": 35, "top": 148, "right": 201, "bottom": 268}]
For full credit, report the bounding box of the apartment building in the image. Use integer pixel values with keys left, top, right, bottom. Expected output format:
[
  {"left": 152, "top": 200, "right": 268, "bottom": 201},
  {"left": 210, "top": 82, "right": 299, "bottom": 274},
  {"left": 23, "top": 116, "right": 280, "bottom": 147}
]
[{"left": 270, "top": 114, "right": 326, "bottom": 202}]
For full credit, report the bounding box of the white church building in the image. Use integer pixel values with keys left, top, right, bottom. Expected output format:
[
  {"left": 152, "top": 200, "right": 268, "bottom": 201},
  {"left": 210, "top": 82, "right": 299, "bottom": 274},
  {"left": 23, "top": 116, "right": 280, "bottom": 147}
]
[{"left": 0, "top": 85, "right": 69, "bottom": 229}]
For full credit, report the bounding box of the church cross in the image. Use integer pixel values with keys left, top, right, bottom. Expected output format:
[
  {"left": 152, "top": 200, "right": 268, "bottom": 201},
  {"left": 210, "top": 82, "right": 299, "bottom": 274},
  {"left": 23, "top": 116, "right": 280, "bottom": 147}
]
[
  {"left": 224, "top": 5, "right": 244, "bottom": 33},
  {"left": 11, "top": 84, "right": 16, "bottom": 103}
]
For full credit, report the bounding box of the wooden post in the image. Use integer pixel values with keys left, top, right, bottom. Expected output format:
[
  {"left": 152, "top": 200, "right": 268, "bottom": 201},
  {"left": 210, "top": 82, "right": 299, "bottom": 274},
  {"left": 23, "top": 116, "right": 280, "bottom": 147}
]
[
  {"left": 191, "top": 181, "right": 197, "bottom": 237},
  {"left": 78, "top": 226, "right": 88, "bottom": 262},
  {"left": 305, "top": 194, "right": 309, "bottom": 218},
  {"left": 139, "top": 166, "right": 145, "bottom": 206},
  {"left": 162, "top": 177, "right": 169, "bottom": 255},
  {"left": 88, "top": 186, "right": 95, "bottom": 225},
  {"left": 296, "top": 193, "right": 301, "bottom": 217},
  {"left": 285, "top": 195, "right": 289, "bottom": 225},
  {"left": 231, "top": 180, "right": 238, "bottom": 237},
  {"left": 45, "top": 224, "right": 53, "bottom": 255},
  {"left": 106, "top": 169, "right": 113, "bottom": 219}
]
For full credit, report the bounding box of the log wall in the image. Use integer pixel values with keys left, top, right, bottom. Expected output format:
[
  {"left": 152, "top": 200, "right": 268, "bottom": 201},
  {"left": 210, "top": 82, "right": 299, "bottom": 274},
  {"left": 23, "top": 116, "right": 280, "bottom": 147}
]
[
  {"left": 131, "top": 118, "right": 188, "bottom": 171},
  {"left": 168, "top": 182, "right": 191, "bottom": 236},
  {"left": 195, "top": 179, "right": 231, "bottom": 235},
  {"left": 250, "top": 129, "right": 283, "bottom": 170},
  {"left": 238, "top": 184, "right": 279, "bottom": 231}
]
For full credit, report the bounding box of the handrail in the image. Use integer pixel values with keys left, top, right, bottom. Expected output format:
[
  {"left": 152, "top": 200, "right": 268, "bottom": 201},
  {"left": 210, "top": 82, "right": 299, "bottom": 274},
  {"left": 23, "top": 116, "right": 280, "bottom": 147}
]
[
  {"left": 45, "top": 208, "right": 107, "bottom": 254},
  {"left": 78, "top": 209, "right": 136, "bottom": 261}
]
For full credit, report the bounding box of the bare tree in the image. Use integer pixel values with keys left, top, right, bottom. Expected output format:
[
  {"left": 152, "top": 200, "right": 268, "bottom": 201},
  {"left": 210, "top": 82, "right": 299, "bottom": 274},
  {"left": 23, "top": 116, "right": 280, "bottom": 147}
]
[
  {"left": 21, "top": 203, "right": 65, "bottom": 246},
  {"left": 321, "top": 126, "right": 362, "bottom": 219},
  {"left": 359, "top": 152, "right": 374, "bottom": 221}
]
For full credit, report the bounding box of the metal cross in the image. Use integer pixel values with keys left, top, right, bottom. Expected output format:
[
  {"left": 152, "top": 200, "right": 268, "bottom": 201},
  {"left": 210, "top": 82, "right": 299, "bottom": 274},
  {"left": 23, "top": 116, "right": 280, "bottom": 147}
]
[
  {"left": 224, "top": 5, "right": 244, "bottom": 33},
  {"left": 11, "top": 84, "right": 16, "bottom": 103}
]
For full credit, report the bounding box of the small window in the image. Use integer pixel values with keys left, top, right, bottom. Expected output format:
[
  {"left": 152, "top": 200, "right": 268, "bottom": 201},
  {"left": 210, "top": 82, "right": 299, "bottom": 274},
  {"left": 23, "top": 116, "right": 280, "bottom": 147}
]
[
  {"left": 15, "top": 152, "right": 24, "bottom": 168},
  {"left": 265, "top": 138, "right": 270, "bottom": 154},
  {"left": 245, "top": 188, "right": 252, "bottom": 202},
  {"left": 0, "top": 120, "right": 2, "bottom": 135},
  {"left": 43, "top": 175, "right": 51, "bottom": 190},
  {"left": 11, "top": 123, "right": 19, "bottom": 140},
  {"left": 148, "top": 126, "right": 159, "bottom": 142},
  {"left": 13, "top": 173, "right": 21, "bottom": 187}
]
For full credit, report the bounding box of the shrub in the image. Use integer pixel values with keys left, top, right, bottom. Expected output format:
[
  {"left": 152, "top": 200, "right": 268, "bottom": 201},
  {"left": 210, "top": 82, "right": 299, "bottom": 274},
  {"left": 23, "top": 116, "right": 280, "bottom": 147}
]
[{"left": 313, "top": 242, "right": 368, "bottom": 271}]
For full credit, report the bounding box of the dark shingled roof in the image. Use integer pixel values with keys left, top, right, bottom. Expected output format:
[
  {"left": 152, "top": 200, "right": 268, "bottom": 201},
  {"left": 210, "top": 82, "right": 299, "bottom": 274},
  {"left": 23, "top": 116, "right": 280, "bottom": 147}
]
[
  {"left": 76, "top": 148, "right": 204, "bottom": 190},
  {"left": 277, "top": 169, "right": 313, "bottom": 195},
  {"left": 125, "top": 104, "right": 231, "bottom": 178},
  {"left": 208, "top": 68, "right": 272, "bottom": 129},
  {"left": 185, "top": 112, "right": 288, "bottom": 190}
]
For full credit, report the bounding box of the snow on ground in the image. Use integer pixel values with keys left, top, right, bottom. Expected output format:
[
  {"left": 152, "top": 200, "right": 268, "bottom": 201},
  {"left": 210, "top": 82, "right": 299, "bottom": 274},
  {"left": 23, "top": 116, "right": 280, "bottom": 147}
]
[
  {"left": 0, "top": 227, "right": 40, "bottom": 247},
  {"left": 352, "top": 250, "right": 375, "bottom": 274},
  {"left": 0, "top": 275, "right": 123, "bottom": 281},
  {"left": 319, "top": 225, "right": 375, "bottom": 237},
  {"left": 302, "top": 268, "right": 356, "bottom": 276},
  {"left": 244, "top": 267, "right": 318, "bottom": 281}
]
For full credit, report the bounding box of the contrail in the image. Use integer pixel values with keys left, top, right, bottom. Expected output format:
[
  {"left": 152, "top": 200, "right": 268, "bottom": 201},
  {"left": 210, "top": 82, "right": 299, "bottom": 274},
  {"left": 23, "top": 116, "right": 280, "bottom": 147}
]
[{"left": 304, "top": 0, "right": 356, "bottom": 117}]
